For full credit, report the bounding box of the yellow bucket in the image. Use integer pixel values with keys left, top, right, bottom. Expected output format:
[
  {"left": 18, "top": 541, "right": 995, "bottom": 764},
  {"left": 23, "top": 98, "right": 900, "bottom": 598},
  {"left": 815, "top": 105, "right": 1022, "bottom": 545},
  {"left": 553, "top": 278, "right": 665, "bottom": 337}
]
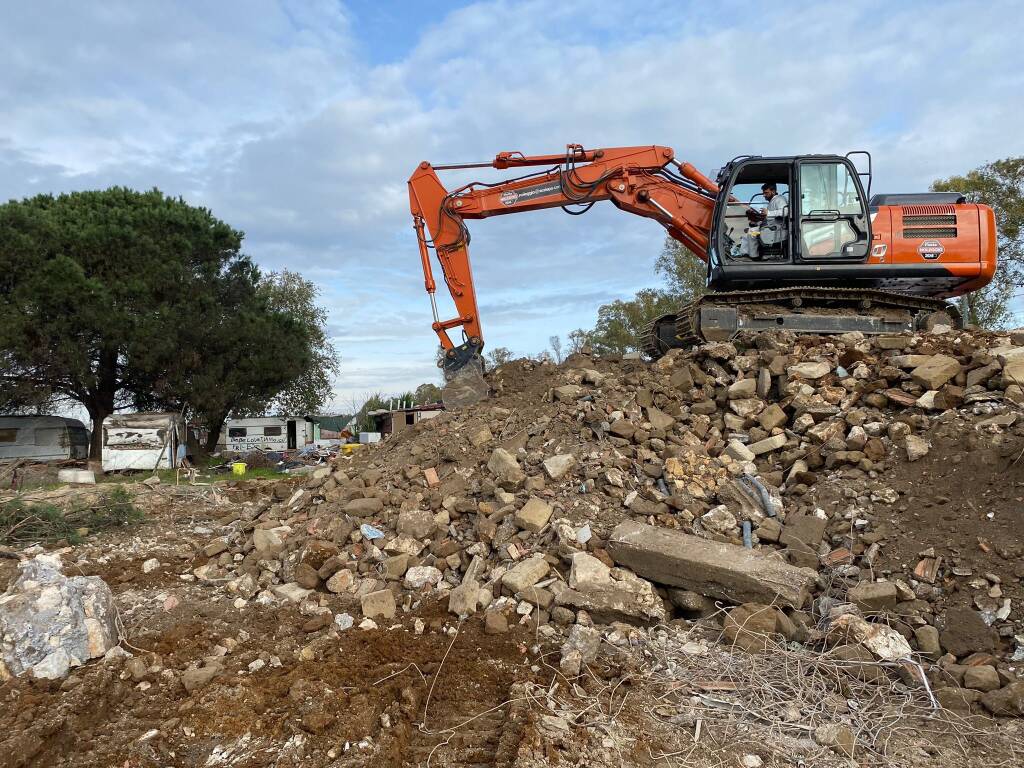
[{"left": 231, "top": 462, "right": 247, "bottom": 476}]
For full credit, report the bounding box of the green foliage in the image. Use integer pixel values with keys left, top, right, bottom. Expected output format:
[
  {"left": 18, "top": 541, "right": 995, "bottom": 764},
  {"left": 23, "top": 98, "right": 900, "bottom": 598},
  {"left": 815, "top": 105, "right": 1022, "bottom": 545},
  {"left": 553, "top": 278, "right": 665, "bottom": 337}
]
[
  {"left": 587, "top": 288, "right": 680, "bottom": 355},
  {"left": 0, "top": 188, "right": 246, "bottom": 456},
  {"left": 0, "top": 187, "right": 341, "bottom": 455},
  {"left": 354, "top": 392, "right": 388, "bottom": 432},
  {"left": 581, "top": 237, "right": 707, "bottom": 354},
  {"left": 655, "top": 238, "right": 709, "bottom": 303},
  {"left": 259, "top": 271, "right": 339, "bottom": 416},
  {"left": 414, "top": 382, "right": 443, "bottom": 404},
  {"left": 932, "top": 158, "right": 1024, "bottom": 328},
  {"left": 0, "top": 486, "right": 142, "bottom": 546},
  {"left": 566, "top": 328, "right": 590, "bottom": 354}
]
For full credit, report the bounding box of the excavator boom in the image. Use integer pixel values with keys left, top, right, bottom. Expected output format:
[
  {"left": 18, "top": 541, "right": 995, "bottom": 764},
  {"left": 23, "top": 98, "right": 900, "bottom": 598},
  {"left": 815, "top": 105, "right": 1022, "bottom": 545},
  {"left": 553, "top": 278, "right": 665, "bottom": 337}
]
[{"left": 408, "top": 144, "right": 718, "bottom": 370}]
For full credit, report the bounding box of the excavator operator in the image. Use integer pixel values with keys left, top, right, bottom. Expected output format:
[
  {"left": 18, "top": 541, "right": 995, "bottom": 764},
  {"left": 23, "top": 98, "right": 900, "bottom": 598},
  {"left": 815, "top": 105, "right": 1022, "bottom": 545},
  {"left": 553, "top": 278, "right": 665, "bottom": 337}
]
[{"left": 742, "top": 182, "right": 788, "bottom": 258}]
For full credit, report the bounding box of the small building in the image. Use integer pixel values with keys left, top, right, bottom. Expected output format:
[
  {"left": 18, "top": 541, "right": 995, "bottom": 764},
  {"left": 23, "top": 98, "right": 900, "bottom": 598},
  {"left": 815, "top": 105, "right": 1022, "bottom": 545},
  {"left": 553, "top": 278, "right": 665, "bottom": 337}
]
[
  {"left": 0, "top": 416, "right": 90, "bottom": 462},
  {"left": 218, "top": 416, "right": 318, "bottom": 453},
  {"left": 368, "top": 403, "right": 444, "bottom": 438},
  {"left": 102, "top": 412, "right": 187, "bottom": 472}
]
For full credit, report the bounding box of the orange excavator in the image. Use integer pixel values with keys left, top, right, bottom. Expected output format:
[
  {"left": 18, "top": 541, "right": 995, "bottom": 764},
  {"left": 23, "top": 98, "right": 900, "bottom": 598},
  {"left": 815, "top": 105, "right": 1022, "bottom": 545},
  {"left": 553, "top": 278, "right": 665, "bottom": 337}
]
[{"left": 408, "top": 145, "right": 997, "bottom": 405}]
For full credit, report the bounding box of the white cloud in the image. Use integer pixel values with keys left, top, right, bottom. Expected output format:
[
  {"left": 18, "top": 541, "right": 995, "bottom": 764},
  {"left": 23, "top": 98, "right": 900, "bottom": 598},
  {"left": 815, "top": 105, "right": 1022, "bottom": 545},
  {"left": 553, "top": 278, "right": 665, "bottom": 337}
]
[{"left": 3, "top": 0, "right": 1023, "bottom": 410}]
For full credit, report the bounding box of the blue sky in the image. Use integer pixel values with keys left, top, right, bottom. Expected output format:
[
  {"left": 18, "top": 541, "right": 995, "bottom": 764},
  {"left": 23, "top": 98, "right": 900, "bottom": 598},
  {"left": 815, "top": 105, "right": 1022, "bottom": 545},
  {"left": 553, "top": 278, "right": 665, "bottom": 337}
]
[{"left": 2, "top": 0, "right": 1023, "bottom": 411}]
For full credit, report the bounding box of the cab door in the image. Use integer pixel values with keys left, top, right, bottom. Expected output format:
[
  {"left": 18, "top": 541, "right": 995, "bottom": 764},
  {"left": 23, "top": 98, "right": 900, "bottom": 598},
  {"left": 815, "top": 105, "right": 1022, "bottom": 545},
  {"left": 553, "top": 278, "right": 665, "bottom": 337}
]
[{"left": 796, "top": 160, "right": 871, "bottom": 262}]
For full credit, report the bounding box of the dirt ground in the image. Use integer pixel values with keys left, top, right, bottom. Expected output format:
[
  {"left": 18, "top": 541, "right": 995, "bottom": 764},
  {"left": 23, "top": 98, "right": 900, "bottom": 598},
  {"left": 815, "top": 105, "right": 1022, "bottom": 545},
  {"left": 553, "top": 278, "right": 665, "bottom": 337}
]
[
  {"left": 0, "top": 491, "right": 546, "bottom": 768},
  {"left": 3, "top": 476, "right": 1024, "bottom": 768}
]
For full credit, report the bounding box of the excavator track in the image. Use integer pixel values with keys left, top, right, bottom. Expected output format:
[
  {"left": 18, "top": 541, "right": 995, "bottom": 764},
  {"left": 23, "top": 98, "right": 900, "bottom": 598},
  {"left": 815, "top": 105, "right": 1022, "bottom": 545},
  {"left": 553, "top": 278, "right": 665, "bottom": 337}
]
[{"left": 640, "top": 286, "right": 961, "bottom": 358}]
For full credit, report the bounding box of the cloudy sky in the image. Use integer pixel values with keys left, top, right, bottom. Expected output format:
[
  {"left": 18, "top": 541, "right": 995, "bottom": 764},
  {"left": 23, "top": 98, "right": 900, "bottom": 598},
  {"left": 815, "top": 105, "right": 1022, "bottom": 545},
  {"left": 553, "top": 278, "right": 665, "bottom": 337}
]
[{"left": 3, "top": 0, "right": 1022, "bottom": 411}]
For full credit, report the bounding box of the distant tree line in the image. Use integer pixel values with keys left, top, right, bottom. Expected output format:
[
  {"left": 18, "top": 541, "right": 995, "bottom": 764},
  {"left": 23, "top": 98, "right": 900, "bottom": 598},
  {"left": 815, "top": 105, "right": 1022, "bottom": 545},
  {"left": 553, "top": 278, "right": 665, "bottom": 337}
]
[
  {"left": 0, "top": 187, "right": 339, "bottom": 457},
  {"left": 931, "top": 158, "right": 1023, "bottom": 328}
]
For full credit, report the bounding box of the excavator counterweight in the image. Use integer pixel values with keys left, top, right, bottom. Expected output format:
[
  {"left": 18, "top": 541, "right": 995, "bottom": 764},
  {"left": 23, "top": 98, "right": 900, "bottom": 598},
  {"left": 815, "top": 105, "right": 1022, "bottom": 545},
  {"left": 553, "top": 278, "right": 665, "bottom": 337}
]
[{"left": 409, "top": 145, "right": 997, "bottom": 406}]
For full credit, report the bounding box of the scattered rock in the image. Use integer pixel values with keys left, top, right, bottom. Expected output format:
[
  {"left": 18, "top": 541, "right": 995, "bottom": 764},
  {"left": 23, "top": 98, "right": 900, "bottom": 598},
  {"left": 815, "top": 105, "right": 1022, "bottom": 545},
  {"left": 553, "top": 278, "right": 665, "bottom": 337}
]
[
  {"left": 940, "top": 607, "right": 995, "bottom": 658},
  {"left": 542, "top": 454, "right": 576, "bottom": 480},
  {"left": 0, "top": 554, "right": 119, "bottom": 679},
  {"left": 814, "top": 722, "right": 856, "bottom": 757},
  {"left": 515, "top": 497, "right": 553, "bottom": 533},
  {"left": 361, "top": 589, "right": 396, "bottom": 620},
  {"left": 904, "top": 435, "right": 930, "bottom": 462},
  {"left": 501, "top": 556, "right": 550, "bottom": 594}
]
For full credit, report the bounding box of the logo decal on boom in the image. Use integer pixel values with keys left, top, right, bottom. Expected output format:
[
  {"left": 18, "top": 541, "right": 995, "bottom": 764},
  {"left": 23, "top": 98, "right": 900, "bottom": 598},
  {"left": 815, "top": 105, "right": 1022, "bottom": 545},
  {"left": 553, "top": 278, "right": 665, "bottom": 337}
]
[
  {"left": 500, "top": 179, "right": 563, "bottom": 206},
  {"left": 918, "top": 240, "right": 944, "bottom": 260}
]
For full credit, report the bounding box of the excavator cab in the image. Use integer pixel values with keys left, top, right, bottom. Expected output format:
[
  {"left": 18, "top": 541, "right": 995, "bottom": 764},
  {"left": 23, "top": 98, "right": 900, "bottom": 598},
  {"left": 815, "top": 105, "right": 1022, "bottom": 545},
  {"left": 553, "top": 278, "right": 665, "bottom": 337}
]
[{"left": 708, "top": 154, "right": 872, "bottom": 290}]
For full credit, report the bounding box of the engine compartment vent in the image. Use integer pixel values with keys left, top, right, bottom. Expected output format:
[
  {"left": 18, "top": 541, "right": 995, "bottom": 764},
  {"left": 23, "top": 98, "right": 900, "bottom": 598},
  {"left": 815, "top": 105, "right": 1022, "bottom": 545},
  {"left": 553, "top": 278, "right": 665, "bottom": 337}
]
[
  {"left": 901, "top": 227, "right": 958, "bottom": 239},
  {"left": 901, "top": 204, "right": 957, "bottom": 216},
  {"left": 903, "top": 214, "right": 956, "bottom": 226}
]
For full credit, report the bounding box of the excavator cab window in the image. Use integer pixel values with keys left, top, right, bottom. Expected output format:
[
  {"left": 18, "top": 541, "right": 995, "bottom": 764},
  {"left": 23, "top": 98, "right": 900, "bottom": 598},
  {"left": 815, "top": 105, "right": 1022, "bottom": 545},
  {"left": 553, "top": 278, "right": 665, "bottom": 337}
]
[
  {"left": 796, "top": 160, "right": 870, "bottom": 261},
  {"left": 718, "top": 167, "right": 792, "bottom": 263}
]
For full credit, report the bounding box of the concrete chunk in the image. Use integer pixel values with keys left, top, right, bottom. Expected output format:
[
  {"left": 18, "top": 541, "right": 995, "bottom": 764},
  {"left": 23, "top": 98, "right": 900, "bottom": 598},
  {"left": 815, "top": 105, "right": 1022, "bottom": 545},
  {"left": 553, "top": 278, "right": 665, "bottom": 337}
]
[
  {"left": 849, "top": 581, "right": 898, "bottom": 612},
  {"left": 889, "top": 354, "right": 932, "bottom": 369},
  {"left": 361, "top": 589, "right": 396, "bottom": 620},
  {"left": 488, "top": 448, "right": 526, "bottom": 484},
  {"left": 788, "top": 361, "right": 831, "bottom": 380},
  {"left": 723, "top": 440, "right": 755, "bottom": 463},
  {"left": 758, "top": 403, "right": 787, "bottom": 430},
  {"left": 606, "top": 520, "right": 816, "bottom": 608},
  {"left": 910, "top": 355, "right": 961, "bottom": 390},
  {"left": 747, "top": 433, "right": 786, "bottom": 455},
  {"left": 645, "top": 406, "right": 676, "bottom": 431},
  {"left": 543, "top": 453, "right": 576, "bottom": 480},
  {"left": 501, "top": 555, "right": 549, "bottom": 594},
  {"left": 343, "top": 498, "right": 384, "bottom": 517},
  {"left": 727, "top": 378, "right": 757, "bottom": 399},
  {"left": 514, "top": 496, "right": 553, "bottom": 532}
]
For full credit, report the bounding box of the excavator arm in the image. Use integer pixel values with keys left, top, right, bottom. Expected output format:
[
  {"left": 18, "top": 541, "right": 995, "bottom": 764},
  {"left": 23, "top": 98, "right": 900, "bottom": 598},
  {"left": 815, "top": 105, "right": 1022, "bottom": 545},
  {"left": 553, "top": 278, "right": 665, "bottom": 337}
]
[{"left": 408, "top": 144, "right": 720, "bottom": 383}]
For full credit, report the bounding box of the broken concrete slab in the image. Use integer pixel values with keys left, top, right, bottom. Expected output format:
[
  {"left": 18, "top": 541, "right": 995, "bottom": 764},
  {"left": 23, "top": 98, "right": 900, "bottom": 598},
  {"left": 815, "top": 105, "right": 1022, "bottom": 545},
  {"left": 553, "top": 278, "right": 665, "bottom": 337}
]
[
  {"left": 607, "top": 520, "right": 817, "bottom": 609},
  {"left": 554, "top": 569, "right": 666, "bottom": 624}
]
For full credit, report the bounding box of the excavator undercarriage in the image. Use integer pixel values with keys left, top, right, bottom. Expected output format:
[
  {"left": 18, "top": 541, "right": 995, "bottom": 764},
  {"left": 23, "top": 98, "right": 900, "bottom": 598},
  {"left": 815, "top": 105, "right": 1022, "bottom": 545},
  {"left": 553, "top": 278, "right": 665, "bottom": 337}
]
[{"left": 640, "top": 287, "right": 961, "bottom": 358}]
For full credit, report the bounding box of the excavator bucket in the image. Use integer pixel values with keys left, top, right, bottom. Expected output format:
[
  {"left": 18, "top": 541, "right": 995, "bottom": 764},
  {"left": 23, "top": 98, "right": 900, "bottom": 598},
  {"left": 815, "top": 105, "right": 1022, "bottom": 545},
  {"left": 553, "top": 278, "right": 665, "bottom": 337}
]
[{"left": 441, "top": 354, "right": 488, "bottom": 409}]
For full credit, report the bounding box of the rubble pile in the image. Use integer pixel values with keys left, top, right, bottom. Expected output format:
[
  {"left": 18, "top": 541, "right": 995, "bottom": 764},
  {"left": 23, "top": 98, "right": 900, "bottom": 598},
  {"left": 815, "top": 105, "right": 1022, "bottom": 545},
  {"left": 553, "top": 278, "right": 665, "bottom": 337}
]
[{"left": 184, "top": 327, "right": 1024, "bottom": 720}]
